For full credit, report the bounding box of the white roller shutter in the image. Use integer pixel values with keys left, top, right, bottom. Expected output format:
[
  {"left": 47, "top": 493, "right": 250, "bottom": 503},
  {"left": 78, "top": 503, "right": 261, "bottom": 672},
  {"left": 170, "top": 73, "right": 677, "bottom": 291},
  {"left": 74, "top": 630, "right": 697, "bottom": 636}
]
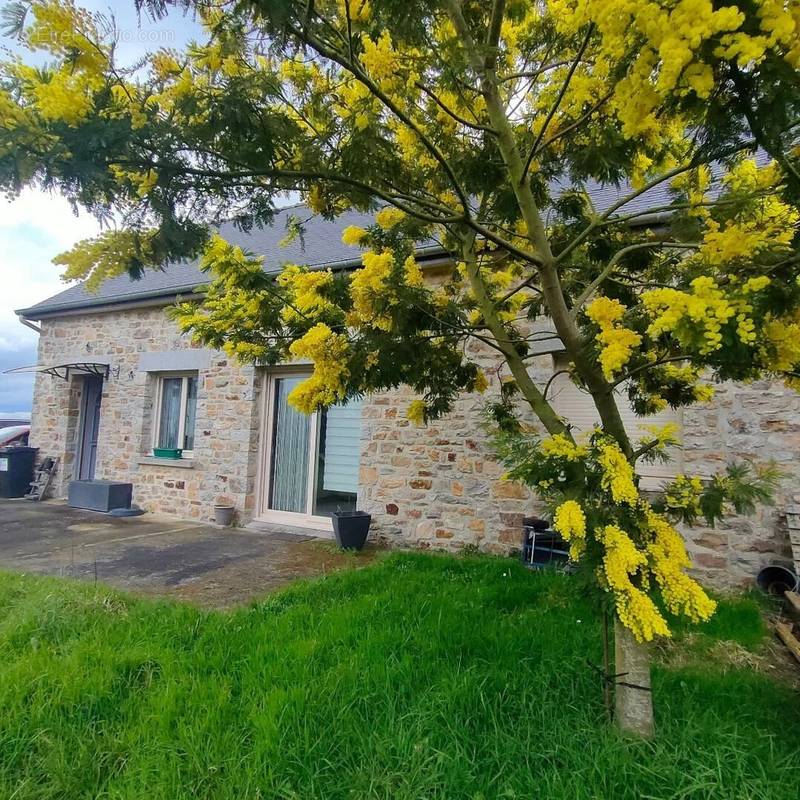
[
  {"left": 321, "top": 398, "right": 362, "bottom": 494},
  {"left": 548, "top": 355, "right": 682, "bottom": 489}
]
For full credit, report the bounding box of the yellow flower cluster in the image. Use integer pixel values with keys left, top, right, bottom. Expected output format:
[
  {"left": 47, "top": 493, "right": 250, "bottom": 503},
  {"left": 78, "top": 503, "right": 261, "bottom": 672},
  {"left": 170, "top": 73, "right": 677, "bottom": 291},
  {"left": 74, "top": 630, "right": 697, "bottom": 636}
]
[
  {"left": 348, "top": 250, "right": 396, "bottom": 331},
  {"left": 550, "top": 0, "right": 800, "bottom": 139},
  {"left": 403, "top": 255, "right": 425, "bottom": 288},
  {"left": 597, "top": 524, "right": 670, "bottom": 642},
  {"left": 553, "top": 500, "right": 587, "bottom": 560},
  {"left": 540, "top": 433, "right": 587, "bottom": 462},
  {"left": 661, "top": 364, "right": 715, "bottom": 403},
  {"left": 645, "top": 509, "right": 717, "bottom": 622},
  {"left": 642, "top": 277, "right": 737, "bottom": 354},
  {"left": 333, "top": 78, "right": 381, "bottom": 130},
  {"left": 341, "top": 226, "right": 368, "bottom": 246},
  {"left": 108, "top": 165, "right": 158, "bottom": 198},
  {"left": 388, "top": 118, "right": 438, "bottom": 170},
  {"left": 26, "top": 0, "right": 107, "bottom": 73},
  {"left": 585, "top": 296, "right": 641, "bottom": 379},
  {"left": 685, "top": 159, "right": 800, "bottom": 268},
  {"left": 55, "top": 230, "right": 156, "bottom": 291},
  {"left": 341, "top": 0, "right": 371, "bottom": 23},
  {"left": 638, "top": 421, "right": 681, "bottom": 449},
  {"left": 407, "top": 399, "right": 426, "bottom": 425},
  {"left": 597, "top": 442, "right": 639, "bottom": 505},
  {"left": 375, "top": 207, "right": 406, "bottom": 230},
  {"left": 700, "top": 200, "right": 798, "bottom": 265},
  {"left": 472, "top": 371, "right": 489, "bottom": 394},
  {"left": 277, "top": 265, "right": 337, "bottom": 323},
  {"left": 10, "top": 1, "right": 113, "bottom": 126},
  {"left": 360, "top": 31, "right": 400, "bottom": 91},
  {"left": 664, "top": 474, "right": 704, "bottom": 517},
  {"left": 672, "top": 166, "right": 712, "bottom": 216},
  {"left": 200, "top": 235, "right": 265, "bottom": 283},
  {"left": 287, "top": 323, "right": 350, "bottom": 413},
  {"left": 585, "top": 295, "right": 624, "bottom": 328},
  {"left": 763, "top": 315, "right": 800, "bottom": 372}
]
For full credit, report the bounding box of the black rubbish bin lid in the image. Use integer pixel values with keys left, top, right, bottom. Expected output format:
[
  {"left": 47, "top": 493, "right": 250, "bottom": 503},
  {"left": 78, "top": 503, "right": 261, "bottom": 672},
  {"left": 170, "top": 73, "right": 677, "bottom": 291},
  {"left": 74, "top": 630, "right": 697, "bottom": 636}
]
[
  {"left": 0, "top": 446, "right": 38, "bottom": 454},
  {"left": 523, "top": 516, "right": 549, "bottom": 531}
]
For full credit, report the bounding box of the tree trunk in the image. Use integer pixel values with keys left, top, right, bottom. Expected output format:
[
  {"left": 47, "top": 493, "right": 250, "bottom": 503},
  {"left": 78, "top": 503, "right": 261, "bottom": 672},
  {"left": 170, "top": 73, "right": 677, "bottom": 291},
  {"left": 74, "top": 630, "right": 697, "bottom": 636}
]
[{"left": 614, "top": 619, "right": 654, "bottom": 737}]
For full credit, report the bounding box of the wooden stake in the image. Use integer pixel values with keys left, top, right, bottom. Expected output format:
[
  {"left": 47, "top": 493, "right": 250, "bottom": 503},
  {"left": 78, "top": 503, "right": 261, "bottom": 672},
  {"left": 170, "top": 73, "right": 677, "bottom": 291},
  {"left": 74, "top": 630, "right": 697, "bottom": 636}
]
[{"left": 776, "top": 621, "right": 800, "bottom": 665}]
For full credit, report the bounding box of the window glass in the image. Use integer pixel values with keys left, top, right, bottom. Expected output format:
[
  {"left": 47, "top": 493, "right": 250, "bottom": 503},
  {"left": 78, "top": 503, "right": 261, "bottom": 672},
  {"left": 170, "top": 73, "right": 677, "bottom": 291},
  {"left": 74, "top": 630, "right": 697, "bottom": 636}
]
[
  {"left": 183, "top": 376, "right": 198, "bottom": 451},
  {"left": 157, "top": 377, "right": 183, "bottom": 449}
]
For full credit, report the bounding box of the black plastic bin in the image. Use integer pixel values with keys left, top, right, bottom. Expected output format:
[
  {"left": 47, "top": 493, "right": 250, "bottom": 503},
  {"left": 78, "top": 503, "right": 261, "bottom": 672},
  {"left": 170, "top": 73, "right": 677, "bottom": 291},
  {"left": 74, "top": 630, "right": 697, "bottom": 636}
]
[{"left": 0, "top": 446, "right": 38, "bottom": 498}]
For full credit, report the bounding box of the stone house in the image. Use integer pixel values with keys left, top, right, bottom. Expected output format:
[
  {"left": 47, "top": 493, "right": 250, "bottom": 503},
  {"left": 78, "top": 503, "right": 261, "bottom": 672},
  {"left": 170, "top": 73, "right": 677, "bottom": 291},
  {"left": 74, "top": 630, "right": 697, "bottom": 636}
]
[{"left": 15, "top": 204, "right": 799, "bottom": 588}]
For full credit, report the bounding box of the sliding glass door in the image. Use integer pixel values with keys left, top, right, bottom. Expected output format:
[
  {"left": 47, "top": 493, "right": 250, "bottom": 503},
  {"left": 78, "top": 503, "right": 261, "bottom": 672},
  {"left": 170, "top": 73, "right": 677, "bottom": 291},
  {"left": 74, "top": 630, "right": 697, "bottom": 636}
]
[
  {"left": 261, "top": 372, "right": 362, "bottom": 529},
  {"left": 268, "top": 376, "right": 312, "bottom": 513}
]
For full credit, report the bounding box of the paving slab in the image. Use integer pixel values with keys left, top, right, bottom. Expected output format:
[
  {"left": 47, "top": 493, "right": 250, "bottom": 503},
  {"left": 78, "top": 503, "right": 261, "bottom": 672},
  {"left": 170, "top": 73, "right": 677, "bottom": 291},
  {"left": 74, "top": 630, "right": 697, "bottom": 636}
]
[{"left": 0, "top": 499, "right": 377, "bottom": 608}]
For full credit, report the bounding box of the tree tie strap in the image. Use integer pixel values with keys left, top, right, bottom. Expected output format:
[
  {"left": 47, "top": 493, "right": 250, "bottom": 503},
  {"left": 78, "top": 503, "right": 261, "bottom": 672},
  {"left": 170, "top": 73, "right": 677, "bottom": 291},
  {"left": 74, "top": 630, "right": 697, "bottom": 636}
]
[{"left": 586, "top": 660, "right": 652, "bottom": 692}]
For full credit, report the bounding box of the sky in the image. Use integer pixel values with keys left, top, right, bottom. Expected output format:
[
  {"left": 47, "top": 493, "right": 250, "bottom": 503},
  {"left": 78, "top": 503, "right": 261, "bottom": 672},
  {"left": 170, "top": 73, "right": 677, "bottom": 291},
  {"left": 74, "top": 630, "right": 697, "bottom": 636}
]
[{"left": 0, "top": 1, "right": 202, "bottom": 416}]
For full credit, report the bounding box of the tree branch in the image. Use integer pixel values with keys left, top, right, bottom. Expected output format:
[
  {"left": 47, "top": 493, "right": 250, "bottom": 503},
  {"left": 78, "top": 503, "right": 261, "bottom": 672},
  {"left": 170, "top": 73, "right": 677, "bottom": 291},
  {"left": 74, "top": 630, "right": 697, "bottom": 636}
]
[
  {"left": 555, "top": 139, "right": 759, "bottom": 265},
  {"left": 520, "top": 23, "right": 594, "bottom": 184},
  {"left": 286, "top": 20, "right": 473, "bottom": 214},
  {"left": 569, "top": 242, "right": 701, "bottom": 318},
  {"left": 415, "top": 82, "right": 496, "bottom": 133}
]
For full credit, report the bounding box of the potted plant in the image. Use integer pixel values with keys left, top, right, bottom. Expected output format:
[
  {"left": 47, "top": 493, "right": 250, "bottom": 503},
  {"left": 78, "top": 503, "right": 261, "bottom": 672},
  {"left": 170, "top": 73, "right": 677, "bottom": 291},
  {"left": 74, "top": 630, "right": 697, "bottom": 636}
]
[
  {"left": 332, "top": 509, "right": 371, "bottom": 550},
  {"left": 153, "top": 447, "right": 182, "bottom": 459},
  {"left": 214, "top": 496, "right": 236, "bottom": 527}
]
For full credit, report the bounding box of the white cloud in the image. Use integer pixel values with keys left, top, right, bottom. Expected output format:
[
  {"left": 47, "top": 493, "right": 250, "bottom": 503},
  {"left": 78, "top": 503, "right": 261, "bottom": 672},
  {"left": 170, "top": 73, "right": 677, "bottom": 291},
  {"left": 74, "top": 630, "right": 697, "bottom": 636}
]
[
  {"left": 0, "top": 188, "right": 102, "bottom": 340},
  {"left": 0, "top": 189, "right": 102, "bottom": 412}
]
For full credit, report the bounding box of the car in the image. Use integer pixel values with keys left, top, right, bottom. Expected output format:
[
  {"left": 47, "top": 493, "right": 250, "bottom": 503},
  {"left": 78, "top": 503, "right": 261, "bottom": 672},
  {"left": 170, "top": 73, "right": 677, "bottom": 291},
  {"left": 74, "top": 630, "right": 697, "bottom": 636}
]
[{"left": 0, "top": 425, "right": 30, "bottom": 447}]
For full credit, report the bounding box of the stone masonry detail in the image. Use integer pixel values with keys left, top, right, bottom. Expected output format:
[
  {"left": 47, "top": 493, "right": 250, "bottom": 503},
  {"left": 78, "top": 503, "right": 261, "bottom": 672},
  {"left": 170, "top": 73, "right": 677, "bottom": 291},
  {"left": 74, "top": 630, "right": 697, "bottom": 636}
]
[
  {"left": 30, "top": 306, "right": 262, "bottom": 524},
  {"left": 28, "top": 304, "right": 799, "bottom": 587}
]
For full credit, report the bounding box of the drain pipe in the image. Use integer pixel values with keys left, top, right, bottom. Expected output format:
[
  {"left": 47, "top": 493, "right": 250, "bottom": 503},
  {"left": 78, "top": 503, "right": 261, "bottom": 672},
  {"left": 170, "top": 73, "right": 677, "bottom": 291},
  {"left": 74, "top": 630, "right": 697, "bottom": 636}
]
[{"left": 17, "top": 314, "right": 41, "bottom": 335}]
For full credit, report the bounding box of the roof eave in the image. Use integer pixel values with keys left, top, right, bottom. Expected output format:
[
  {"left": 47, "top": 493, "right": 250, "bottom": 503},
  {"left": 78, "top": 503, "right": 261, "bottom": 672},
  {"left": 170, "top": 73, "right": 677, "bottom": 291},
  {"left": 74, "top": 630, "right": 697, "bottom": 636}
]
[{"left": 18, "top": 245, "right": 449, "bottom": 320}]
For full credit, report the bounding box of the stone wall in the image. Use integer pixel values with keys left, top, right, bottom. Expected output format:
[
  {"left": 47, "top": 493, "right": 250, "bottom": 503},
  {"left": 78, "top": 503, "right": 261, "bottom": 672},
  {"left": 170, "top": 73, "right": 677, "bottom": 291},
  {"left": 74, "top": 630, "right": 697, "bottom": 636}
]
[
  {"left": 358, "top": 341, "right": 550, "bottom": 555},
  {"left": 30, "top": 306, "right": 262, "bottom": 523},
  {"left": 28, "top": 303, "right": 799, "bottom": 586},
  {"left": 680, "top": 381, "right": 799, "bottom": 586}
]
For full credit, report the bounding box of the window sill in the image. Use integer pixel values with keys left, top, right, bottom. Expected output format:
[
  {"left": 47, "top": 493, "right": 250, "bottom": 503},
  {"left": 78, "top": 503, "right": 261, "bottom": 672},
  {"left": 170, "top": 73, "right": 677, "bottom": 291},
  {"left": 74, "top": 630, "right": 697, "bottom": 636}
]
[{"left": 138, "top": 456, "right": 195, "bottom": 469}]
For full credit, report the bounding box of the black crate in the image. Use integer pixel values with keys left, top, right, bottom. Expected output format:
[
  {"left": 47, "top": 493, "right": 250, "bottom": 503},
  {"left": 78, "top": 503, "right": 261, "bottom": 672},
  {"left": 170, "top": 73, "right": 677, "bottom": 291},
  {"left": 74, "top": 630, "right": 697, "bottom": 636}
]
[{"left": 68, "top": 480, "right": 132, "bottom": 512}]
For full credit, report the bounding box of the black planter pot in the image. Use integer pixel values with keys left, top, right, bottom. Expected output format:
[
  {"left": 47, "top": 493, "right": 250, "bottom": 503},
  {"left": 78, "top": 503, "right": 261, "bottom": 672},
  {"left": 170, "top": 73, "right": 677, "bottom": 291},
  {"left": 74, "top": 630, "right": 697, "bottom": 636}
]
[{"left": 332, "top": 511, "right": 371, "bottom": 550}]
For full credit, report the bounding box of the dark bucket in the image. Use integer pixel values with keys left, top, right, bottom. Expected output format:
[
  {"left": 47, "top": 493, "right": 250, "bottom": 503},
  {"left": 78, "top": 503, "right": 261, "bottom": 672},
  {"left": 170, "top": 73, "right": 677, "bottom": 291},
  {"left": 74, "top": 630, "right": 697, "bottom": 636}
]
[
  {"left": 756, "top": 565, "right": 799, "bottom": 595},
  {"left": 332, "top": 511, "right": 371, "bottom": 550}
]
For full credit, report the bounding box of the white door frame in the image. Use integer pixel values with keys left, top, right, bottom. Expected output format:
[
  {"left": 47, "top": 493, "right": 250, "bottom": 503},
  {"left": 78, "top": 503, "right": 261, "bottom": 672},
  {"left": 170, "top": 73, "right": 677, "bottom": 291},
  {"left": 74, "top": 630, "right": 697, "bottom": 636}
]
[{"left": 256, "top": 368, "right": 334, "bottom": 533}]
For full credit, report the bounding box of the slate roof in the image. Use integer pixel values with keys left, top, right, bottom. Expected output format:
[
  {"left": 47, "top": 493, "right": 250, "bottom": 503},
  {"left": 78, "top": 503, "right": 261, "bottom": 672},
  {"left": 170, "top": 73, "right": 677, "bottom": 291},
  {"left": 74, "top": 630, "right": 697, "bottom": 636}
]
[
  {"left": 18, "top": 205, "right": 392, "bottom": 319},
  {"left": 16, "top": 169, "right": 728, "bottom": 319}
]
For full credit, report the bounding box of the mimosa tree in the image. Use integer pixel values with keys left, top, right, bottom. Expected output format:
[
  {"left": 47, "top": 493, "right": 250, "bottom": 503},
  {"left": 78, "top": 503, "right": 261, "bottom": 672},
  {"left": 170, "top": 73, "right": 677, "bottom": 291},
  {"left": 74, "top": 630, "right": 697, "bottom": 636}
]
[{"left": 2, "top": 0, "right": 799, "bottom": 735}]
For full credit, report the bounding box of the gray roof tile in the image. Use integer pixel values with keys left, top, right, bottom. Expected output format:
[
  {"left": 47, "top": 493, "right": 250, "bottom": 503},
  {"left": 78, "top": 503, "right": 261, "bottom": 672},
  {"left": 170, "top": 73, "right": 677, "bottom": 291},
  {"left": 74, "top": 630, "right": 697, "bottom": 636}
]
[
  {"left": 18, "top": 204, "right": 383, "bottom": 318},
  {"left": 19, "top": 158, "right": 754, "bottom": 319}
]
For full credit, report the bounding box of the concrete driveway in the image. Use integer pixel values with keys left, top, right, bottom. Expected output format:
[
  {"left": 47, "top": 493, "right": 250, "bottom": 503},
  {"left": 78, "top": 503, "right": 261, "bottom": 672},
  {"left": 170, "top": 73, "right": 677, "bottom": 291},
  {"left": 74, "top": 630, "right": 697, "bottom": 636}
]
[{"left": 0, "top": 500, "right": 376, "bottom": 608}]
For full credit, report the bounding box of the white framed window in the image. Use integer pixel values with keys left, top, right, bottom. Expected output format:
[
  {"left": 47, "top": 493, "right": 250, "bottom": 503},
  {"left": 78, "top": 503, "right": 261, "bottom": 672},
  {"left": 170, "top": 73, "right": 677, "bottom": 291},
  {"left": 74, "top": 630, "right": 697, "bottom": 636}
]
[
  {"left": 548, "top": 354, "right": 682, "bottom": 489},
  {"left": 153, "top": 372, "right": 198, "bottom": 456}
]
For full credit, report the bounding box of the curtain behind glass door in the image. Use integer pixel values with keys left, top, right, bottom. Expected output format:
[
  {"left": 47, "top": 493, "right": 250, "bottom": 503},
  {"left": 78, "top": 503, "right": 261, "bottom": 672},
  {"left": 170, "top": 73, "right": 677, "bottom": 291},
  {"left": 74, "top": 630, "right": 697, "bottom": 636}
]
[{"left": 269, "top": 376, "right": 311, "bottom": 513}]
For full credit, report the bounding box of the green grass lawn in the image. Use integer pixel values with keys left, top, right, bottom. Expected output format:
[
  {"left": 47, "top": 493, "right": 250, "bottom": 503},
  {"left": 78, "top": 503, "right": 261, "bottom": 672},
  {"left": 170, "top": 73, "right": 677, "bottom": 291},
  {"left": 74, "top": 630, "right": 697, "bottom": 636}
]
[{"left": 0, "top": 552, "right": 797, "bottom": 800}]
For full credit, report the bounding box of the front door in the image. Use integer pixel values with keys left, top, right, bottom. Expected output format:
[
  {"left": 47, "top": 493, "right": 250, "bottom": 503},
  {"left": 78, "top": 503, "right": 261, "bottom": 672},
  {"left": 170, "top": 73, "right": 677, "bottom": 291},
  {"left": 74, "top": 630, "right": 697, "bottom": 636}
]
[{"left": 77, "top": 376, "right": 103, "bottom": 480}]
